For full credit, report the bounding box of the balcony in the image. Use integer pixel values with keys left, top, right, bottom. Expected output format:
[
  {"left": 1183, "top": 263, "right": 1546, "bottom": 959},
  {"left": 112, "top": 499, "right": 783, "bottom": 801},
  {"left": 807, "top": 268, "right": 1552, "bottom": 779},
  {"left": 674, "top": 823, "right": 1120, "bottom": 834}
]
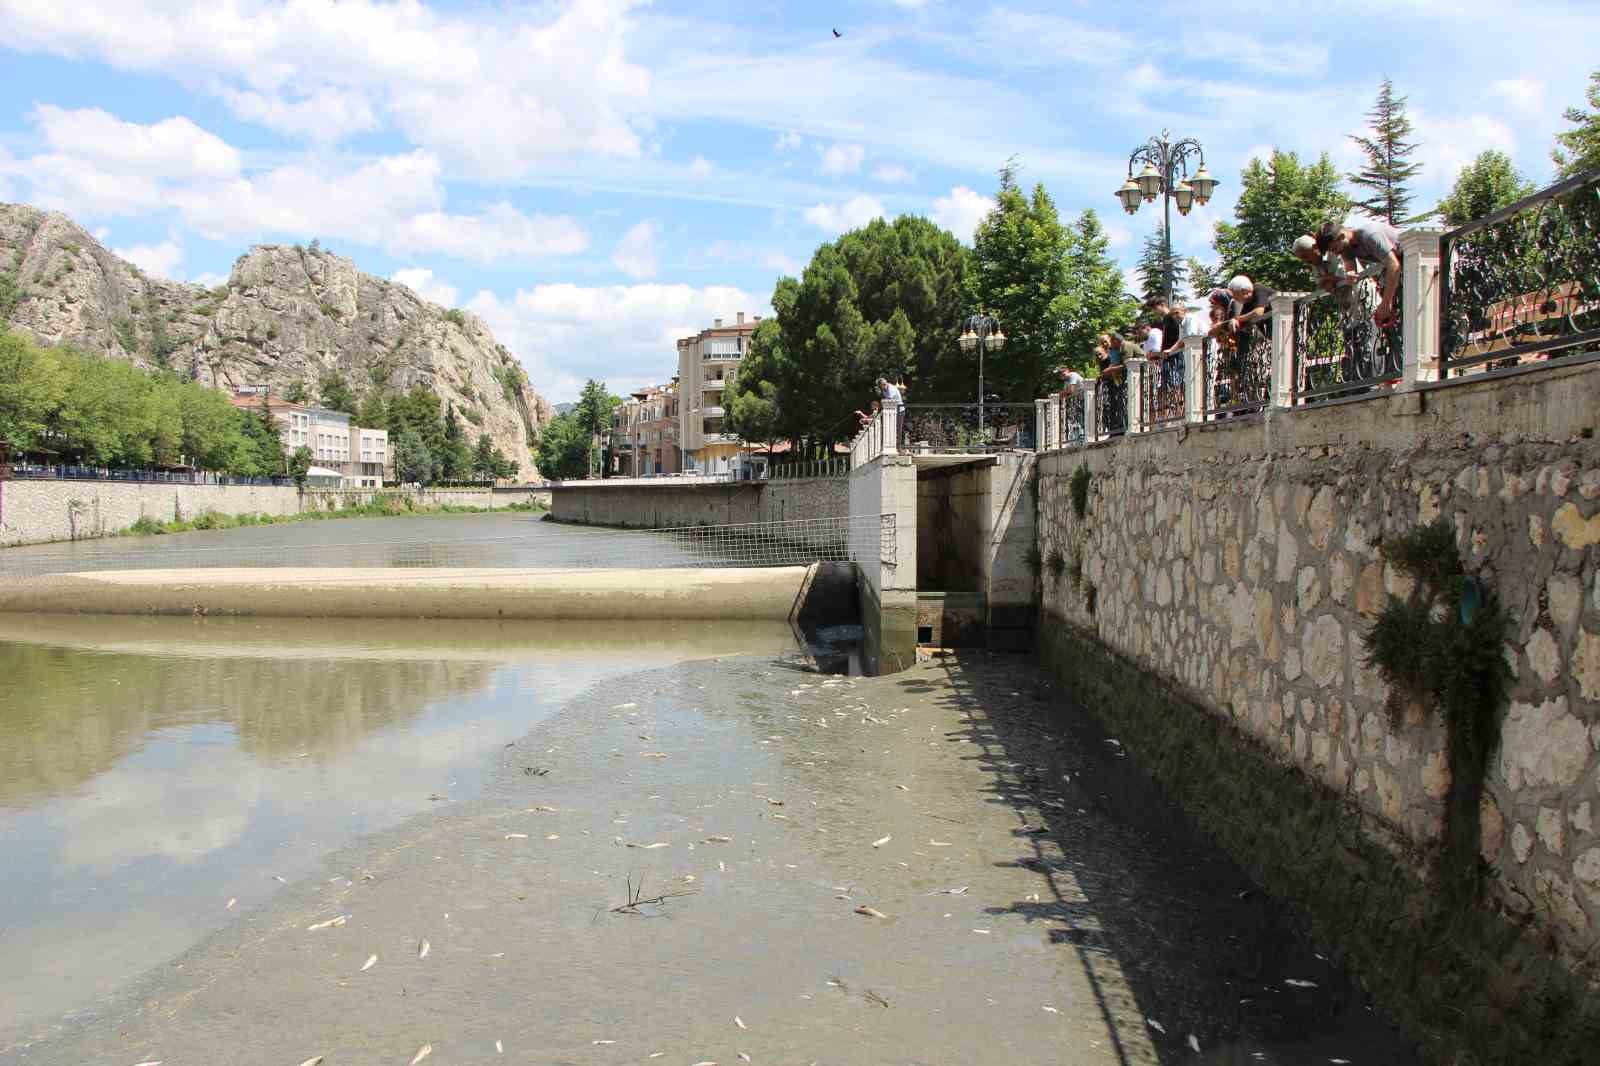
[
  {"left": 702, "top": 377, "right": 726, "bottom": 390},
  {"left": 701, "top": 405, "right": 725, "bottom": 418},
  {"left": 702, "top": 433, "right": 740, "bottom": 445}
]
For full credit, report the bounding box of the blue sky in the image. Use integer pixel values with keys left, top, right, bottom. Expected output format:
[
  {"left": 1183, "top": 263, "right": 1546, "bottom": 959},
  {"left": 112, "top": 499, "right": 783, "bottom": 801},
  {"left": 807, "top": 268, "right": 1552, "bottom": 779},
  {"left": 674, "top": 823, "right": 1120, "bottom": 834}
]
[{"left": 0, "top": 0, "right": 1591, "bottom": 402}]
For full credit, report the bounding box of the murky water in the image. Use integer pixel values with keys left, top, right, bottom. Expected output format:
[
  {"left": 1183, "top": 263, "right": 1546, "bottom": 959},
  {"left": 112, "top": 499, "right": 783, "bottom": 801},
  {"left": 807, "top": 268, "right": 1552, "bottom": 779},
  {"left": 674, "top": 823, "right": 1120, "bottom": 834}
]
[{"left": 0, "top": 613, "right": 801, "bottom": 1032}]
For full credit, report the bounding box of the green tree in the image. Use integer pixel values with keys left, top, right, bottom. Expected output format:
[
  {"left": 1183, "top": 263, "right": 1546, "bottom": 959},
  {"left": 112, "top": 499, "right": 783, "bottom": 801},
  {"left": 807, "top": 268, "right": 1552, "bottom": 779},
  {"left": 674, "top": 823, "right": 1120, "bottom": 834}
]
[
  {"left": 1215, "top": 150, "right": 1351, "bottom": 291},
  {"left": 1434, "top": 150, "right": 1535, "bottom": 226},
  {"left": 288, "top": 445, "right": 313, "bottom": 488},
  {"left": 439, "top": 404, "right": 473, "bottom": 480},
  {"left": 235, "top": 402, "right": 286, "bottom": 477},
  {"left": 0, "top": 330, "right": 65, "bottom": 452},
  {"left": 317, "top": 370, "right": 357, "bottom": 414},
  {"left": 1060, "top": 209, "right": 1138, "bottom": 371},
  {"left": 574, "top": 379, "right": 620, "bottom": 479},
  {"left": 1186, "top": 257, "right": 1222, "bottom": 298},
  {"left": 0, "top": 269, "right": 21, "bottom": 320},
  {"left": 1134, "top": 225, "right": 1186, "bottom": 305},
  {"left": 729, "top": 215, "right": 970, "bottom": 451},
  {"left": 534, "top": 411, "right": 592, "bottom": 480},
  {"left": 1553, "top": 67, "right": 1600, "bottom": 178},
  {"left": 355, "top": 389, "right": 387, "bottom": 432},
  {"left": 472, "top": 432, "right": 518, "bottom": 480},
  {"left": 392, "top": 429, "right": 434, "bottom": 485},
  {"left": 283, "top": 379, "right": 309, "bottom": 404},
  {"left": 1348, "top": 77, "right": 1422, "bottom": 224},
  {"left": 387, "top": 384, "right": 447, "bottom": 462}
]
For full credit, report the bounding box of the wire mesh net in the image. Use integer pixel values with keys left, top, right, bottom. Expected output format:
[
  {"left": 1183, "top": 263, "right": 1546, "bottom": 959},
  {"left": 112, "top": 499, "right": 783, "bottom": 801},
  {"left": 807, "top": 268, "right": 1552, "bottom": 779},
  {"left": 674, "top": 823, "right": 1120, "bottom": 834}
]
[{"left": 0, "top": 513, "right": 896, "bottom": 582}]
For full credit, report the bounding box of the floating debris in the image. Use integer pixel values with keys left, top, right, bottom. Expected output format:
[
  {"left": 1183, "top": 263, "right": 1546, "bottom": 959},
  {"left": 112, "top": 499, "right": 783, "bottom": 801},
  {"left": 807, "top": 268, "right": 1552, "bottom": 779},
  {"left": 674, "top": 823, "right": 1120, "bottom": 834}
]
[
  {"left": 854, "top": 905, "right": 889, "bottom": 919},
  {"left": 863, "top": 989, "right": 891, "bottom": 1009},
  {"left": 305, "top": 915, "right": 349, "bottom": 931},
  {"left": 417, "top": 938, "right": 431, "bottom": 959},
  {"left": 1285, "top": 978, "right": 1319, "bottom": 988},
  {"left": 360, "top": 954, "right": 378, "bottom": 972},
  {"left": 408, "top": 1045, "right": 432, "bottom": 1066},
  {"left": 871, "top": 834, "right": 892, "bottom": 848},
  {"left": 427, "top": 793, "right": 447, "bottom": 801}
]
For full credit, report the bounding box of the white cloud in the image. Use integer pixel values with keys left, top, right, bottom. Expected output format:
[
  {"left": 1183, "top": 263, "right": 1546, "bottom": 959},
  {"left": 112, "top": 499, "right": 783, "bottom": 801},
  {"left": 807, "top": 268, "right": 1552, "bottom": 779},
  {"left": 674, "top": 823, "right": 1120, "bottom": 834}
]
[
  {"left": 391, "top": 267, "right": 459, "bottom": 309},
  {"left": 688, "top": 155, "right": 714, "bottom": 179},
  {"left": 35, "top": 104, "right": 240, "bottom": 181},
  {"left": 466, "top": 281, "right": 766, "bottom": 402},
  {"left": 818, "top": 142, "right": 865, "bottom": 177},
  {"left": 219, "top": 85, "right": 380, "bottom": 143},
  {"left": 110, "top": 238, "right": 184, "bottom": 280},
  {"left": 611, "top": 219, "right": 661, "bottom": 279},
  {"left": 871, "top": 164, "right": 913, "bottom": 184},
  {"left": 390, "top": 202, "right": 590, "bottom": 263},
  {"left": 1412, "top": 109, "right": 1520, "bottom": 184},
  {"left": 774, "top": 131, "right": 803, "bottom": 152},
  {"left": 765, "top": 252, "right": 802, "bottom": 276},
  {"left": 0, "top": 0, "right": 653, "bottom": 173},
  {"left": 190, "top": 271, "right": 227, "bottom": 288},
  {"left": 1489, "top": 78, "right": 1544, "bottom": 117},
  {"left": 930, "top": 185, "right": 993, "bottom": 242},
  {"left": 802, "top": 195, "right": 885, "bottom": 234}
]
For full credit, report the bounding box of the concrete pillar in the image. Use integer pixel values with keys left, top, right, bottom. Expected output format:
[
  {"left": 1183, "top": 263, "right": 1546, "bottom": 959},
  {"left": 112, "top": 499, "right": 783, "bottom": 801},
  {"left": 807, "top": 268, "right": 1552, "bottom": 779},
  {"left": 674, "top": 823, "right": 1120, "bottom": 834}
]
[
  {"left": 1184, "top": 335, "right": 1207, "bottom": 422},
  {"left": 1035, "top": 398, "right": 1049, "bottom": 453},
  {"left": 882, "top": 403, "right": 900, "bottom": 455},
  {"left": 1083, "top": 379, "right": 1100, "bottom": 442},
  {"left": 1126, "top": 359, "right": 1147, "bottom": 434},
  {"left": 1270, "top": 292, "right": 1305, "bottom": 408},
  {"left": 1400, "top": 227, "right": 1444, "bottom": 384}
]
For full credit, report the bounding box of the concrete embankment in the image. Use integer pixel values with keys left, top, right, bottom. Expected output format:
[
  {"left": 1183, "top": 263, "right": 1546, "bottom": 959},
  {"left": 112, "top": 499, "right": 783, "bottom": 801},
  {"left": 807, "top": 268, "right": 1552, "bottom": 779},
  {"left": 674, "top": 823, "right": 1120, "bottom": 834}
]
[{"left": 0, "top": 563, "right": 856, "bottom": 624}]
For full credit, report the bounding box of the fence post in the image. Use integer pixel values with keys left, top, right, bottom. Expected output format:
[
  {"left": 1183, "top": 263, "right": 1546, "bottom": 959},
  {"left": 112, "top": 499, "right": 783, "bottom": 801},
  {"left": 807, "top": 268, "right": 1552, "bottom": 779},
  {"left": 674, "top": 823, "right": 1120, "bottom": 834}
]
[
  {"left": 1083, "top": 380, "right": 1100, "bottom": 442},
  {"left": 1399, "top": 227, "right": 1443, "bottom": 385},
  {"left": 1184, "top": 335, "right": 1207, "bottom": 423},
  {"left": 1125, "top": 359, "right": 1147, "bottom": 434},
  {"left": 1270, "top": 292, "right": 1303, "bottom": 408},
  {"left": 1034, "top": 399, "right": 1049, "bottom": 452},
  {"left": 882, "top": 403, "right": 899, "bottom": 456}
]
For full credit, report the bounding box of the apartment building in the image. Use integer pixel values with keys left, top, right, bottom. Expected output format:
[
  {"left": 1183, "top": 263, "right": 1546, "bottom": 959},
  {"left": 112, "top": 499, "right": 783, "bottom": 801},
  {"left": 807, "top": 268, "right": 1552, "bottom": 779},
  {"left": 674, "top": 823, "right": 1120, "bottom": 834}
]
[
  {"left": 609, "top": 381, "right": 680, "bottom": 476},
  {"left": 230, "top": 390, "right": 388, "bottom": 487},
  {"left": 676, "top": 312, "right": 759, "bottom": 474}
]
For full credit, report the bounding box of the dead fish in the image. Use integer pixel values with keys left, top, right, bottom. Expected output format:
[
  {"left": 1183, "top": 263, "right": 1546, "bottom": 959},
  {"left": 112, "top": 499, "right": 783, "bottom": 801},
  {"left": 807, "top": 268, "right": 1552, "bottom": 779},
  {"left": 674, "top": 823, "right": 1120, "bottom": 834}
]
[
  {"left": 854, "top": 905, "right": 889, "bottom": 919},
  {"left": 613, "top": 702, "right": 638, "bottom": 709},
  {"left": 739, "top": 1055, "right": 751, "bottom": 1063},
  {"left": 409, "top": 1045, "right": 432, "bottom": 1065},
  {"left": 1147, "top": 1018, "right": 1166, "bottom": 1034},
  {"left": 943, "top": 886, "right": 969, "bottom": 895},
  {"left": 272, "top": 875, "right": 287, "bottom": 883},
  {"left": 735, "top": 1016, "right": 747, "bottom": 1030},
  {"left": 765, "top": 797, "right": 784, "bottom": 806},
  {"left": 871, "top": 834, "right": 892, "bottom": 848},
  {"left": 690, "top": 1061, "right": 718, "bottom": 1065},
  {"left": 306, "top": 915, "right": 348, "bottom": 931},
  {"left": 894, "top": 784, "right": 909, "bottom": 791},
  {"left": 626, "top": 841, "right": 670, "bottom": 849},
  {"left": 640, "top": 752, "right": 667, "bottom": 758},
  {"left": 592, "top": 1039, "right": 616, "bottom": 1045},
  {"left": 526, "top": 805, "right": 559, "bottom": 812},
  {"left": 1041, "top": 1006, "right": 1059, "bottom": 1014},
  {"left": 496, "top": 1040, "right": 503, "bottom": 1053},
  {"left": 417, "top": 938, "right": 431, "bottom": 959},
  {"left": 132, "top": 1062, "right": 164, "bottom": 1066},
  {"left": 702, "top": 835, "right": 732, "bottom": 843},
  {"left": 504, "top": 833, "right": 529, "bottom": 839},
  {"left": 226, "top": 898, "right": 236, "bottom": 909},
  {"left": 1188, "top": 1034, "right": 1201, "bottom": 1053},
  {"left": 546, "top": 833, "right": 560, "bottom": 840},
  {"left": 297, "top": 1058, "right": 325, "bottom": 1066},
  {"left": 928, "top": 840, "right": 953, "bottom": 847},
  {"left": 359, "top": 954, "right": 377, "bottom": 972},
  {"left": 1284, "top": 978, "right": 1319, "bottom": 988}
]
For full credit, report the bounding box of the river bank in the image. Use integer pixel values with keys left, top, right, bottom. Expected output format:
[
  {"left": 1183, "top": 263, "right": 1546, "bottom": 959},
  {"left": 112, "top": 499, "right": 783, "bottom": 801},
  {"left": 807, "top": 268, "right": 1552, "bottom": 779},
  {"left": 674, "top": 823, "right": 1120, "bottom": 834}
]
[
  {"left": 120, "top": 493, "right": 544, "bottom": 537},
  {"left": 3, "top": 649, "right": 1419, "bottom": 1065}
]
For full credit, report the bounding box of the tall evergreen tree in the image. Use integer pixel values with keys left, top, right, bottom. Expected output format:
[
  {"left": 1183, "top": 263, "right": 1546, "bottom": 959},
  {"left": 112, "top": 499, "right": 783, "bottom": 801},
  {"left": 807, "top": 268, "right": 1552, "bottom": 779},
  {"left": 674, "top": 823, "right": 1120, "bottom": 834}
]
[
  {"left": 1186, "top": 257, "right": 1221, "bottom": 299},
  {"left": 1061, "top": 210, "right": 1138, "bottom": 371},
  {"left": 1215, "top": 150, "right": 1351, "bottom": 291},
  {"left": 1348, "top": 78, "right": 1422, "bottom": 224},
  {"left": 1134, "top": 225, "right": 1186, "bottom": 305},
  {"left": 574, "top": 379, "right": 619, "bottom": 479},
  {"left": 1553, "top": 67, "right": 1600, "bottom": 178}
]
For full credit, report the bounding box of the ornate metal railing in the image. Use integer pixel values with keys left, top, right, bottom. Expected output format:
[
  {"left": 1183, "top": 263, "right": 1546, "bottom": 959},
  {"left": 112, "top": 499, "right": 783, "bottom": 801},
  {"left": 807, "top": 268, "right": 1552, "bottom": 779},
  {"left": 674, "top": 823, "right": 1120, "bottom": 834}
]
[
  {"left": 898, "top": 404, "right": 1036, "bottom": 453},
  {"left": 1440, "top": 167, "right": 1600, "bottom": 376},
  {"left": 1094, "top": 373, "right": 1127, "bottom": 438},
  {"left": 1059, "top": 388, "right": 1086, "bottom": 446},
  {"left": 1208, "top": 327, "right": 1272, "bottom": 417},
  {"left": 1139, "top": 355, "right": 1187, "bottom": 427},
  {"left": 1291, "top": 285, "right": 1403, "bottom": 403}
]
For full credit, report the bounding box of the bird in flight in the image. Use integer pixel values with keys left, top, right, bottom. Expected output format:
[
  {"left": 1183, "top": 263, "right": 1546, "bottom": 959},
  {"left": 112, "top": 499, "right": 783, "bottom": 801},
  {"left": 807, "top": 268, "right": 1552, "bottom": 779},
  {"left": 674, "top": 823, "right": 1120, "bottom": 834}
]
[{"left": 832, "top": 28, "right": 842, "bottom": 37}]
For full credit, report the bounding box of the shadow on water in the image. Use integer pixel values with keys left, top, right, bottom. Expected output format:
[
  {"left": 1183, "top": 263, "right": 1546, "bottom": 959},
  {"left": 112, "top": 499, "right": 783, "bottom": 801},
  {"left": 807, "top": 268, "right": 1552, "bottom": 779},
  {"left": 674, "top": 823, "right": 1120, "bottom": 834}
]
[{"left": 899, "top": 649, "right": 1422, "bottom": 1066}]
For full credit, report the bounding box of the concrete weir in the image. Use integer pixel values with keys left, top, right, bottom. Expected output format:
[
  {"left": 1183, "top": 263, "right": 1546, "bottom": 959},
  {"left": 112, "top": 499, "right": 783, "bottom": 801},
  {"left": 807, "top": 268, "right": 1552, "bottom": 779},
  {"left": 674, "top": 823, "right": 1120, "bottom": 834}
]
[{"left": 0, "top": 562, "right": 858, "bottom": 625}]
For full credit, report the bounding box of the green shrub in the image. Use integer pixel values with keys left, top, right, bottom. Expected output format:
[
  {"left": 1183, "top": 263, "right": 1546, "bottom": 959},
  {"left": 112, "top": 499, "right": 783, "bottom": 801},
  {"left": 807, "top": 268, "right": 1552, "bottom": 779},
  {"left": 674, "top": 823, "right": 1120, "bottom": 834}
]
[
  {"left": 1046, "top": 547, "right": 1066, "bottom": 581},
  {"left": 442, "top": 308, "right": 467, "bottom": 327},
  {"left": 318, "top": 301, "right": 341, "bottom": 319},
  {"left": 127, "top": 516, "right": 166, "bottom": 536},
  {"left": 112, "top": 316, "right": 138, "bottom": 353},
  {"left": 1066, "top": 546, "right": 1083, "bottom": 589},
  {"left": 461, "top": 406, "right": 484, "bottom": 426},
  {"left": 1069, "top": 464, "right": 1091, "bottom": 521}
]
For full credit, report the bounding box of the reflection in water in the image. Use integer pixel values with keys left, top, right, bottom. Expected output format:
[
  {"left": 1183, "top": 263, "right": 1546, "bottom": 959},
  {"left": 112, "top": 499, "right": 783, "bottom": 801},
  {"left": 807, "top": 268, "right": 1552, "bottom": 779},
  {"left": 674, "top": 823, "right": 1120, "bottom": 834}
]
[{"left": 0, "top": 613, "right": 798, "bottom": 1036}]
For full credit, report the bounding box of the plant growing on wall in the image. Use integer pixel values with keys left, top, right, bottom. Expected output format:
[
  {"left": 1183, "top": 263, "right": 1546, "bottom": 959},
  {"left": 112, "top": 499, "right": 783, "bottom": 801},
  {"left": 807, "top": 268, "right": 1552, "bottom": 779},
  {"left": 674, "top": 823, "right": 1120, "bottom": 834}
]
[
  {"left": 1362, "top": 518, "right": 1510, "bottom": 897},
  {"left": 1069, "top": 464, "right": 1090, "bottom": 521}
]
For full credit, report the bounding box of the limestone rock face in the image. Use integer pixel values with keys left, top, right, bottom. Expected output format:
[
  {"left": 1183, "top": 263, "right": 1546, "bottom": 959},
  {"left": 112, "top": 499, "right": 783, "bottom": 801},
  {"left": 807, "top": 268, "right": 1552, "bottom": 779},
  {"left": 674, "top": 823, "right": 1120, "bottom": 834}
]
[{"left": 0, "top": 203, "right": 552, "bottom": 481}]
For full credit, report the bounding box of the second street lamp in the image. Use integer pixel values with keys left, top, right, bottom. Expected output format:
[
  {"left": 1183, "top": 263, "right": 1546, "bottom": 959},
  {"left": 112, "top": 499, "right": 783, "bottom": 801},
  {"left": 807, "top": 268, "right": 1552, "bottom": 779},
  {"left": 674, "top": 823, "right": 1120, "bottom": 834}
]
[
  {"left": 1114, "top": 130, "right": 1217, "bottom": 304},
  {"left": 958, "top": 313, "right": 1006, "bottom": 445}
]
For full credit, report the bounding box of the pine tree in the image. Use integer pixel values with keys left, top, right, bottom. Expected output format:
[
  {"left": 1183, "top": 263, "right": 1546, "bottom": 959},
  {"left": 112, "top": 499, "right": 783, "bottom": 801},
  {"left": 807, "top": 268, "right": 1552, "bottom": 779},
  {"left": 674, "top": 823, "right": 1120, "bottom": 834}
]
[
  {"left": 1348, "top": 78, "right": 1422, "bottom": 224},
  {"left": 1134, "top": 225, "right": 1186, "bottom": 304},
  {"left": 1553, "top": 67, "right": 1600, "bottom": 178}
]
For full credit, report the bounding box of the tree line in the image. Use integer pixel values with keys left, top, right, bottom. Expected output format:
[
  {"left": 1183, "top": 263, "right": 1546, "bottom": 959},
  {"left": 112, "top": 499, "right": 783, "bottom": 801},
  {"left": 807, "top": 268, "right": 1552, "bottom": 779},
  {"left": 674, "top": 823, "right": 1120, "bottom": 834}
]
[{"left": 0, "top": 329, "right": 520, "bottom": 483}]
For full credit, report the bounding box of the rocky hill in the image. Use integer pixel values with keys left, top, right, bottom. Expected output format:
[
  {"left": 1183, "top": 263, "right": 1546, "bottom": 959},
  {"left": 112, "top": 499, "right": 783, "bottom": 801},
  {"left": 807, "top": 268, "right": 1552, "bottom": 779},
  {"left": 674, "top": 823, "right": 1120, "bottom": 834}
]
[{"left": 0, "top": 203, "right": 551, "bottom": 481}]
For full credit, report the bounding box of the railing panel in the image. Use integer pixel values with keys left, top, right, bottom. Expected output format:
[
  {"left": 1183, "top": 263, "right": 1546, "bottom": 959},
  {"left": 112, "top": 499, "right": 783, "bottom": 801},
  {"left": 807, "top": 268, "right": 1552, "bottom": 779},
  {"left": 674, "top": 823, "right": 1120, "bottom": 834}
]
[
  {"left": 898, "top": 404, "right": 1037, "bottom": 453},
  {"left": 1441, "top": 168, "right": 1600, "bottom": 376},
  {"left": 1094, "top": 374, "right": 1127, "bottom": 438},
  {"left": 1139, "top": 353, "right": 1187, "bottom": 428},
  {"left": 1209, "top": 328, "right": 1272, "bottom": 417},
  {"left": 1292, "top": 287, "right": 1403, "bottom": 402},
  {"left": 1060, "top": 389, "right": 1086, "bottom": 447}
]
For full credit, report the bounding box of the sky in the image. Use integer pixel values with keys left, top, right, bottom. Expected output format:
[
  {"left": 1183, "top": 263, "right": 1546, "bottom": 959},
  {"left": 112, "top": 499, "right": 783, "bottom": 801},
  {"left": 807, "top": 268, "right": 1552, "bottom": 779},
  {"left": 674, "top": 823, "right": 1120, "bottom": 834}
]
[{"left": 0, "top": 0, "right": 1591, "bottom": 403}]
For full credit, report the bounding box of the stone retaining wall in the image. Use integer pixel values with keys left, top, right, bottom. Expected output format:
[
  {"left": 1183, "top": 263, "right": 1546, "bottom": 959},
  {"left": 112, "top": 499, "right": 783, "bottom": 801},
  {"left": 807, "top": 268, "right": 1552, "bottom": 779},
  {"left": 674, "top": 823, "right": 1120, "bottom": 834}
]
[
  {"left": 0, "top": 481, "right": 546, "bottom": 547},
  {"left": 547, "top": 476, "right": 848, "bottom": 529},
  {"left": 1036, "top": 358, "right": 1600, "bottom": 1062}
]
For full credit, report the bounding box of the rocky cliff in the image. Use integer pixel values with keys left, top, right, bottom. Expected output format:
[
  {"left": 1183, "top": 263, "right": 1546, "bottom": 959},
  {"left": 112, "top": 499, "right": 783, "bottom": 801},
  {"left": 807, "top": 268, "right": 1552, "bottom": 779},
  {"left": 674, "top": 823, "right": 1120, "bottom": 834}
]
[{"left": 0, "top": 203, "right": 551, "bottom": 481}]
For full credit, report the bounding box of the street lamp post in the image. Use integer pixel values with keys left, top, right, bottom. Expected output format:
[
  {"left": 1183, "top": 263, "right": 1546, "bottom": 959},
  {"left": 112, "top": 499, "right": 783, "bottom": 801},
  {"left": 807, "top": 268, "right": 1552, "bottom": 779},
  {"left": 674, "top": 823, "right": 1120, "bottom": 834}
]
[
  {"left": 1115, "top": 131, "right": 1217, "bottom": 304},
  {"left": 957, "top": 313, "right": 1006, "bottom": 445}
]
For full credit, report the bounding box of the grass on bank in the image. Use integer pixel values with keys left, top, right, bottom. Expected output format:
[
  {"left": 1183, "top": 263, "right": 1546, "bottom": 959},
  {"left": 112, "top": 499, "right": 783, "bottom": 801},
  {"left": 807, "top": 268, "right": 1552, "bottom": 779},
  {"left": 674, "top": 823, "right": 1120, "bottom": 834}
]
[{"left": 121, "top": 495, "right": 546, "bottom": 537}]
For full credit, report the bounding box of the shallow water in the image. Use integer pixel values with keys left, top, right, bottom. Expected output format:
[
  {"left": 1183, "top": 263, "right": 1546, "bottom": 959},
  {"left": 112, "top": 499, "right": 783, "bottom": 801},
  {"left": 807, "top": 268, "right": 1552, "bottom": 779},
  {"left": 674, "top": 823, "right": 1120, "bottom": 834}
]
[{"left": 0, "top": 613, "right": 800, "bottom": 1031}]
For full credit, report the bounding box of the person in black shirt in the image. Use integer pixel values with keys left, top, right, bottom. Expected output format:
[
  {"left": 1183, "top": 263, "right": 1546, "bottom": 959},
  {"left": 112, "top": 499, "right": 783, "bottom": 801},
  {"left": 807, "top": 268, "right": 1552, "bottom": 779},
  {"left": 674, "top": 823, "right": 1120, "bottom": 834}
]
[
  {"left": 1146, "top": 297, "right": 1187, "bottom": 388},
  {"left": 1225, "top": 275, "right": 1275, "bottom": 348}
]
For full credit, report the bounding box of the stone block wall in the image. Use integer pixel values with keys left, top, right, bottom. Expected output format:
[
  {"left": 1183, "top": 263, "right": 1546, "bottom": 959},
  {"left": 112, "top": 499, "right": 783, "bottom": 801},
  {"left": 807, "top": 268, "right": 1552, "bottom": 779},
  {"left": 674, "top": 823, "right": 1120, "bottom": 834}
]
[
  {"left": 1036, "top": 359, "right": 1600, "bottom": 1060},
  {"left": 548, "top": 476, "right": 847, "bottom": 529}
]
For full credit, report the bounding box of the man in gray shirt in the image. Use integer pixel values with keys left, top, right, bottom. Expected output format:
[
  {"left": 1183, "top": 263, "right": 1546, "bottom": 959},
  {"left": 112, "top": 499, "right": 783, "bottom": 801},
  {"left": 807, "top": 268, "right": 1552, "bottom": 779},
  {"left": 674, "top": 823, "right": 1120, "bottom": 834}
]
[{"left": 1316, "top": 218, "right": 1401, "bottom": 325}]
